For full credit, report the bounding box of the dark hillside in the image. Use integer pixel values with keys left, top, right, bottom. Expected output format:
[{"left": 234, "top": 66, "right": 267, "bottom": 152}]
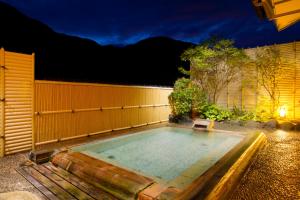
[{"left": 0, "top": 2, "right": 192, "bottom": 86}]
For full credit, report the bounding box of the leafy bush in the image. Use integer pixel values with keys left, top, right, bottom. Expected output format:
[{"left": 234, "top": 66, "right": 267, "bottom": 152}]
[
  {"left": 254, "top": 109, "right": 272, "bottom": 122},
  {"left": 231, "top": 106, "right": 255, "bottom": 121},
  {"left": 199, "top": 104, "right": 231, "bottom": 121},
  {"left": 168, "top": 78, "right": 207, "bottom": 117},
  {"left": 169, "top": 78, "right": 192, "bottom": 117}
]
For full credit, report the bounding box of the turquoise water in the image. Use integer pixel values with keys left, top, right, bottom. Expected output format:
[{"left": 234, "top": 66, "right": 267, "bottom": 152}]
[{"left": 72, "top": 127, "right": 243, "bottom": 187}]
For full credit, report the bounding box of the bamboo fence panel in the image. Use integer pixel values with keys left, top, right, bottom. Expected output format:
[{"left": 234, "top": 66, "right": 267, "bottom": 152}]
[
  {"left": 277, "top": 43, "right": 296, "bottom": 119},
  {"left": 0, "top": 49, "right": 34, "bottom": 156},
  {"left": 217, "top": 41, "right": 300, "bottom": 119},
  {"left": 228, "top": 71, "right": 242, "bottom": 109},
  {"left": 295, "top": 42, "right": 300, "bottom": 119},
  {"left": 216, "top": 85, "right": 228, "bottom": 109},
  {"left": 34, "top": 81, "right": 172, "bottom": 145}
]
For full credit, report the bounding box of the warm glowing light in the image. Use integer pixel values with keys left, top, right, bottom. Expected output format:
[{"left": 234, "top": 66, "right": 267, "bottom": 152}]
[{"left": 279, "top": 106, "right": 287, "bottom": 118}]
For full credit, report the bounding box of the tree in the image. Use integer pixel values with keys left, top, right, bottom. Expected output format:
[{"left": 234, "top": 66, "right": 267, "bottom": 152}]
[
  {"left": 180, "top": 39, "right": 249, "bottom": 103},
  {"left": 254, "top": 46, "right": 284, "bottom": 117},
  {"left": 168, "top": 78, "right": 206, "bottom": 117}
]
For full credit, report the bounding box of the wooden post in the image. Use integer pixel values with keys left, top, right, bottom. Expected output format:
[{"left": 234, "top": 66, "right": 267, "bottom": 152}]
[
  {"left": 32, "top": 53, "right": 35, "bottom": 151},
  {"left": 293, "top": 42, "right": 296, "bottom": 119},
  {"left": 0, "top": 48, "right": 5, "bottom": 157}
]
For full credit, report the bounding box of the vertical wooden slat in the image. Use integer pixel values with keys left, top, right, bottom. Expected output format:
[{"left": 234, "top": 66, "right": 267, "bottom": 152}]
[
  {"left": 293, "top": 42, "right": 297, "bottom": 119},
  {"left": 32, "top": 53, "right": 35, "bottom": 150}
]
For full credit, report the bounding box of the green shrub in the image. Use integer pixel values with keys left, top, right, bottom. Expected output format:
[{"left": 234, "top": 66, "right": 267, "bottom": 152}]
[
  {"left": 238, "top": 112, "right": 255, "bottom": 121},
  {"left": 199, "top": 104, "right": 231, "bottom": 121},
  {"left": 231, "top": 106, "right": 255, "bottom": 121},
  {"left": 254, "top": 109, "right": 272, "bottom": 122},
  {"left": 169, "top": 78, "right": 207, "bottom": 117}
]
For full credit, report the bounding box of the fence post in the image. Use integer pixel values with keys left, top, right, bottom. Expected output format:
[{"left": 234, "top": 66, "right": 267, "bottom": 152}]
[
  {"left": 32, "top": 53, "right": 35, "bottom": 151},
  {"left": 293, "top": 42, "right": 297, "bottom": 119},
  {"left": 0, "top": 48, "right": 5, "bottom": 157}
]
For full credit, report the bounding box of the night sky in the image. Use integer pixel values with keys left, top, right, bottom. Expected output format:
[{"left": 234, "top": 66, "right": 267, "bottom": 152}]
[{"left": 1, "top": 0, "right": 300, "bottom": 47}]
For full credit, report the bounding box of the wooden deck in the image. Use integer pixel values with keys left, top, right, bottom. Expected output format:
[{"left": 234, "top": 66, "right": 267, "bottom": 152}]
[
  {"left": 17, "top": 162, "right": 118, "bottom": 200},
  {"left": 17, "top": 152, "right": 181, "bottom": 200}
]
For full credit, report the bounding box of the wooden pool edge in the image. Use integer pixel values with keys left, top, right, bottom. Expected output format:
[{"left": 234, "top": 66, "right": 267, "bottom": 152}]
[
  {"left": 21, "top": 125, "right": 267, "bottom": 200},
  {"left": 55, "top": 126, "right": 267, "bottom": 200},
  {"left": 204, "top": 132, "right": 267, "bottom": 200},
  {"left": 174, "top": 131, "right": 267, "bottom": 200}
]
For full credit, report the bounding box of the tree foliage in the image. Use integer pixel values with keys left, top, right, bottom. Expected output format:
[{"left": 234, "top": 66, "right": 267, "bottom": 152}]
[
  {"left": 168, "top": 78, "right": 207, "bottom": 117},
  {"left": 198, "top": 104, "right": 232, "bottom": 121},
  {"left": 254, "top": 46, "right": 284, "bottom": 117},
  {"left": 180, "top": 39, "right": 249, "bottom": 103}
]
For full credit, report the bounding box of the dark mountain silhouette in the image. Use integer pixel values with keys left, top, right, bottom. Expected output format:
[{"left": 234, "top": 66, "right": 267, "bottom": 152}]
[{"left": 0, "top": 2, "right": 192, "bottom": 86}]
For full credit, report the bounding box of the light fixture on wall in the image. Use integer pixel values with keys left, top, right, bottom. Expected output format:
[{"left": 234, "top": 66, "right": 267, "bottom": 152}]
[{"left": 279, "top": 106, "right": 287, "bottom": 118}]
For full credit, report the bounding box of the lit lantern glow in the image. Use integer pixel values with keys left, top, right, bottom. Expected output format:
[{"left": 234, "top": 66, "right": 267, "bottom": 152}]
[{"left": 279, "top": 106, "right": 287, "bottom": 118}]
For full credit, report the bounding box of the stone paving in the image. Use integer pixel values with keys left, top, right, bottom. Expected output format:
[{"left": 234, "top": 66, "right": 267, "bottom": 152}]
[{"left": 230, "top": 130, "right": 300, "bottom": 200}]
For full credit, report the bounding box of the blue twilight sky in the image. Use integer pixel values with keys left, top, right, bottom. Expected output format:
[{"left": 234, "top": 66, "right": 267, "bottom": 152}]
[{"left": 1, "top": 0, "right": 300, "bottom": 47}]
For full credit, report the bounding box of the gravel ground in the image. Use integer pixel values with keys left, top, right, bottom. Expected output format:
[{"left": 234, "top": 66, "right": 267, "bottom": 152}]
[
  {"left": 229, "top": 130, "right": 300, "bottom": 200},
  {"left": 0, "top": 153, "right": 44, "bottom": 199}
]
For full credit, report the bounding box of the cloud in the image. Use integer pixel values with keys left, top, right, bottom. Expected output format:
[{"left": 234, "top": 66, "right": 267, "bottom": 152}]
[{"left": 1, "top": 0, "right": 300, "bottom": 47}]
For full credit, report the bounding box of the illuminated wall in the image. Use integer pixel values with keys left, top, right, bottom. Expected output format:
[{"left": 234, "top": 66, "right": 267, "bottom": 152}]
[{"left": 217, "top": 41, "right": 300, "bottom": 119}]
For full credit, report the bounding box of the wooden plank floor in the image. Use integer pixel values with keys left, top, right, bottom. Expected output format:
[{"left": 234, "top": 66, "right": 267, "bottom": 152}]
[{"left": 17, "top": 162, "right": 118, "bottom": 200}]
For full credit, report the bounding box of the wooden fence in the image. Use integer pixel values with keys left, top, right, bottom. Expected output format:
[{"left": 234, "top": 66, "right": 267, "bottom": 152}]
[
  {"left": 1, "top": 41, "right": 300, "bottom": 156},
  {"left": 34, "top": 81, "right": 172, "bottom": 146},
  {"left": 0, "top": 49, "right": 34, "bottom": 156},
  {"left": 0, "top": 49, "right": 172, "bottom": 157},
  {"left": 216, "top": 41, "right": 300, "bottom": 119}
]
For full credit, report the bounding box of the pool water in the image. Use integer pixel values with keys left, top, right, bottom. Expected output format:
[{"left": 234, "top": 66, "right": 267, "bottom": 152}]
[{"left": 72, "top": 127, "right": 243, "bottom": 188}]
